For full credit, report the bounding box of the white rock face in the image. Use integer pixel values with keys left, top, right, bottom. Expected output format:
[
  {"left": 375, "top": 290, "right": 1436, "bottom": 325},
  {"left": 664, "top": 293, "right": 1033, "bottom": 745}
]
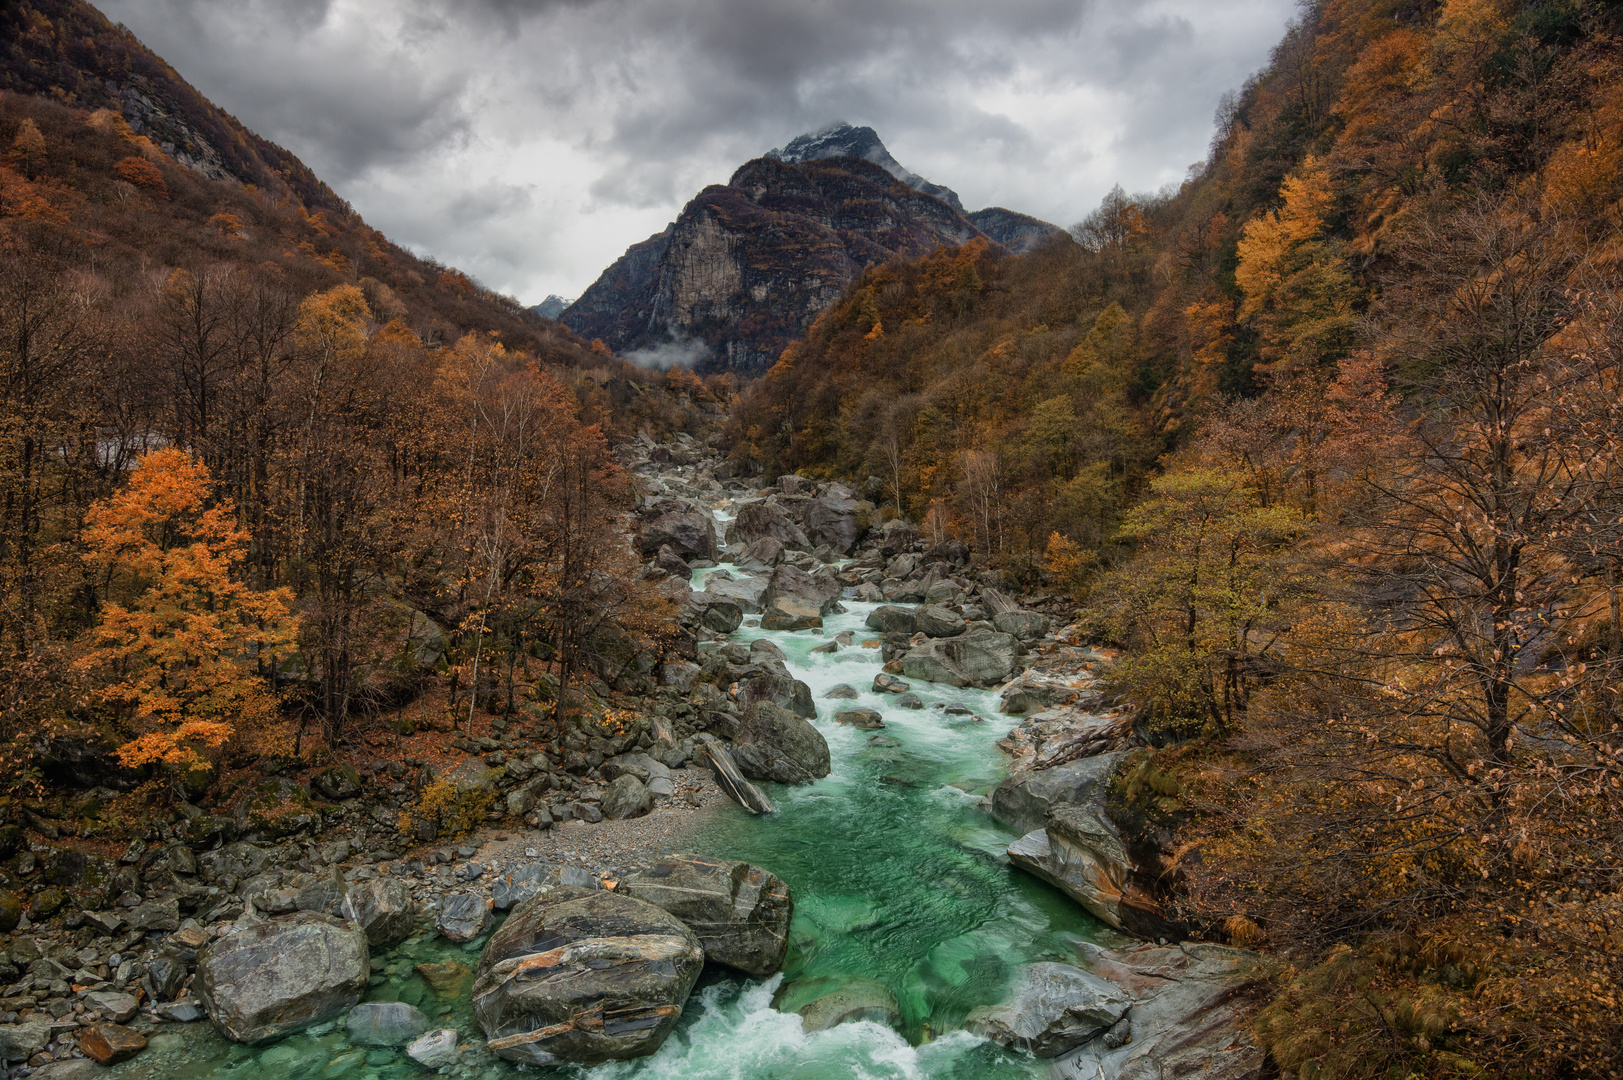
[{"left": 407, "top": 1028, "right": 461, "bottom": 1068}]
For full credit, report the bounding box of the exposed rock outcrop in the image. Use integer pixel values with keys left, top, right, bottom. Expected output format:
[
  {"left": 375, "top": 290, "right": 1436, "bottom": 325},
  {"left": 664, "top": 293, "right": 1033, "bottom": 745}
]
[{"left": 619, "top": 854, "right": 793, "bottom": 976}]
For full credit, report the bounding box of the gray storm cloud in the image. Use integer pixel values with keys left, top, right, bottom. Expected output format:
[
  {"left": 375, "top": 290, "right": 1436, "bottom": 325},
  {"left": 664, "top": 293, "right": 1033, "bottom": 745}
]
[{"left": 98, "top": 0, "right": 1295, "bottom": 305}]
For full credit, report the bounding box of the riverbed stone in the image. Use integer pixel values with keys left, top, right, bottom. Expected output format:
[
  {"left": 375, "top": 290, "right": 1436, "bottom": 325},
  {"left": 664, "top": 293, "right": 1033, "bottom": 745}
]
[
  {"left": 914, "top": 604, "right": 966, "bottom": 638},
  {"left": 639, "top": 512, "right": 717, "bottom": 562},
  {"left": 699, "top": 739, "right": 775, "bottom": 814},
  {"left": 472, "top": 886, "right": 705, "bottom": 1064},
  {"left": 407, "top": 1029, "right": 461, "bottom": 1068},
  {"left": 701, "top": 575, "right": 770, "bottom": 614},
  {"left": 343, "top": 878, "right": 416, "bottom": 951},
  {"left": 732, "top": 702, "right": 831, "bottom": 785},
  {"left": 761, "top": 596, "right": 822, "bottom": 631},
  {"left": 735, "top": 670, "right": 815, "bottom": 719},
  {"left": 196, "top": 912, "right": 370, "bottom": 1044},
  {"left": 436, "top": 893, "right": 491, "bottom": 942},
  {"left": 791, "top": 979, "right": 902, "bottom": 1032},
  {"left": 84, "top": 990, "right": 139, "bottom": 1023},
  {"left": 346, "top": 1002, "right": 429, "bottom": 1046},
  {"left": 834, "top": 708, "right": 884, "bottom": 729},
  {"left": 902, "top": 629, "right": 1021, "bottom": 687},
  {"left": 864, "top": 606, "right": 916, "bottom": 635},
  {"left": 601, "top": 774, "right": 653, "bottom": 819},
  {"left": 825, "top": 684, "right": 859, "bottom": 699},
  {"left": 79, "top": 1023, "right": 147, "bottom": 1065},
  {"left": 732, "top": 502, "right": 810, "bottom": 551},
  {"left": 991, "top": 753, "right": 1128, "bottom": 836},
  {"left": 965, "top": 962, "right": 1130, "bottom": 1058},
  {"left": 620, "top": 854, "right": 793, "bottom": 976}
]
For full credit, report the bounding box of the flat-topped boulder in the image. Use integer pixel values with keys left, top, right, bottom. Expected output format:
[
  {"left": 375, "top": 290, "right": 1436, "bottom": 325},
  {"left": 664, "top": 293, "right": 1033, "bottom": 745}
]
[
  {"left": 620, "top": 854, "right": 793, "bottom": 976},
  {"left": 902, "top": 628, "right": 1021, "bottom": 687},
  {"left": 472, "top": 887, "right": 704, "bottom": 1064},
  {"left": 196, "top": 912, "right": 370, "bottom": 1044}
]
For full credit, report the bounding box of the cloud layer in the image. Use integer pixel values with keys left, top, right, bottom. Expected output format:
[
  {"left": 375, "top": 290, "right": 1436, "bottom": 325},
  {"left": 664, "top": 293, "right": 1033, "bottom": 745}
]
[{"left": 99, "top": 0, "right": 1295, "bottom": 304}]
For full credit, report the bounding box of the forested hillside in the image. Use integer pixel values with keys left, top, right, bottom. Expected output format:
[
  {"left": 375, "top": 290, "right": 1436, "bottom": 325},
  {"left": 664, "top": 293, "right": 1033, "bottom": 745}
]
[
  {"left": 0, "top": 2, "right": 728, "bottom": 808},
  {"left": 735, "top": 1, "right": 1623, "bottom": 1075}
]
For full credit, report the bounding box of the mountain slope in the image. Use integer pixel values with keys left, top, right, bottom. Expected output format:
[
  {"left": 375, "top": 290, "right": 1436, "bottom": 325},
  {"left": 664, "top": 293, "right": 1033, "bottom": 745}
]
[
  {"left": 564, "top": 152, "right": 1005, "bottom": 374},
  {"left": 564, "top": 125, "right": 1063, "bottom": 374}
]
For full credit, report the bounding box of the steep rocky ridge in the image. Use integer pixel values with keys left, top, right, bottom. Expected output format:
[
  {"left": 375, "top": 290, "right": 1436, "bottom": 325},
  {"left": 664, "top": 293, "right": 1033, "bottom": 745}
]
[{"left": 563, "top": 126, "right": 1063, "bottom": 374}]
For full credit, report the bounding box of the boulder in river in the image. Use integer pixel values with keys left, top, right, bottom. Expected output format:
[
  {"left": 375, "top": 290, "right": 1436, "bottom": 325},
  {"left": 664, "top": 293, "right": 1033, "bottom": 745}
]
[
  {"left": 437, "top": 892, "right": 493, "bottom": 942},
  {"left": 701, "top": 575, "right": 769, "bottom": 614},
  {"left": 407, "top": 1028, "right": 461, "bottom": 1068},
  {"left": 834, "top": 708, "right": 884, "bottom": 729},
  {"left": 965, "top": 962, "right": 1130, "bottom": 1058},
  {"left": 802, "top": 493, "right": 863, "bottom": 554},
  {"left": 734, "top": 536, "right": 786, "bottom": 572},
  {"left": 762, "top": 563, "right": 842, "bottom": 612},
  {"left": 472, "top": 886, "right": 705, "bottom": 1064},
  {"left": 343, "top": 877, "right": 416, "bottom": 951},
  {"left": 620, "top": 854, "right": 793, "bottom": 976},
  {"left": 731, "top": 502, "right": 809, "bottom": 550},
  {"left": 993, "top": 609, "right": 1051, "bottom": 643},
  {"left": 638, "top": 512, "right": 717, "bottom": 562},
  {"left": 777, "top": 977, "right": 902, "bottom": 1032},
  {"left": 824, "top": 684, "right": 860, "bottom": 699},
  {"left": 864, "top": 606, "right": 916, "bottom": 635},
  {"left": 346, "top": 1001, "right": 429, "bottom": 1046},
  {"left": 760, "top": 596, "right": 822, "bottom": 631},
  {"left": 732, "top": 701, "right": 831, "bottom": 784},
  {"left": 991, "top": 752, "right": 1127, "bottom": 836},
  {"left": 914, "top": 604, "right": 966, "bottom": 638},
  {"left": 1007, "top": 801, "right": 1180, "bottom": 939},
  {"left": 735, "top": 670, "right": 815, "bottom": 719},
  {"left": 1051, "top": 942, "right": 1265, "bottom": 1080},
  {"left": 692, "top": 595, "right": 743, "bottom": 633},
  {"left": 902, "top": 628, "right": 1021, "bottom": 687},
  {"left": 196, "top": 912, "right": 370, "bottom": 1044},
  {"left": 698, "top": 738, "right": 775, "bottom": 814}
]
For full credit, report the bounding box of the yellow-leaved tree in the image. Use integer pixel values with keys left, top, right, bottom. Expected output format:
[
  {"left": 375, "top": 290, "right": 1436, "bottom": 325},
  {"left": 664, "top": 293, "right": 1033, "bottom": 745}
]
[{"left": 79, "top": 449, "right": 297, "bottom": 774}]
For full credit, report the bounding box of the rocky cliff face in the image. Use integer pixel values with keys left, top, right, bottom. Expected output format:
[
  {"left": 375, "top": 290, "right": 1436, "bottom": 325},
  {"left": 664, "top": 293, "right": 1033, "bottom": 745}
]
[{"left": 563, "top": 127, "right": 1063, "bottom": 375}]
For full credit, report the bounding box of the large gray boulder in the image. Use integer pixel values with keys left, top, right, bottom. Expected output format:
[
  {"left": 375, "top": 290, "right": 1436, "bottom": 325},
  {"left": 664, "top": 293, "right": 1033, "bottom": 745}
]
[
  {"left": 965, "top": 962, "right": 1130, "bottom": 1057},
  {"left": 993, "top": 609, "right": 1051, "bottom": 642},
  {"left": 902, "top": 628, "right": 1021, "bottom": 687},
  {"left": 690, "top": 594, "right": 743, "bottom": 633},
  {"left": 638, "top": 512, "right": 717, "bottom": 562},
  {"left": 601, "top": 774, "right": 653, "bottom": 819},
  {"left": 619, "top": 854, "right": 793, "bottom": 976},
  {"left": 734, "top": 536, "right": 786, "bottom": 572},
  {"left": 864, "top": 606, "right": 916, "bottom": 635},
  {"left": 731, "top": 502, "right": 809, "bottom": 550},
  {"left": 732, "top": 702, "right": 831, "bottom": 785},
  {"left": 760, "top": 596, "right": 822, "bottom": 631},
  {"left": 1007, "top": 802, "right": 1179, "bottom": 939},
  {"left": 914, "top": 604, "right": 966, "bottom": 638},
  {"left": 735, "top": 670, "right": 815, "bottom": 719},
  {"left": 342, "top": 877, "right": 417, "bottom": 951},
  {"left": 196, "top": 912, "right": 370, "bottom": 1044},
  {"left": 472, "top": 887, "right": 704, "bottom": 1064},
  {"left": 991, "top": 752, "right": 1127, "bottom": 836},
  {"left": 802, "top": 493, "right": 863, "bottom": 554},
  {"left": 491, "top": 862, "right": 601, "bottom": 910},
  {"left": 437, "top": 892, "right": 492, "bottom": 942},
  {"left": 1052, "top": 943, "right": 1265, "bottom": 1080},
  {"left": 701, "top": 575, "right": 770, "bottom": 614},
  {"left": 762, "top": 564, "right": 841, "bottom": 612}
]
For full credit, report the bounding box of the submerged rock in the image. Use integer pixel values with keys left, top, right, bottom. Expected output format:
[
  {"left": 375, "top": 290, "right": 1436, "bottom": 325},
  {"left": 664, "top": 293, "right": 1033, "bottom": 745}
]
[
  {"left": 196, "top": 912, "right": 370, "bottom": 1044},
  {"left": 407, "top": 1028, "right": 461, "bottom": 1068},
  {"left": 965, "top": 962, "right": 1130, "bottom": 1057},
  {"left": 346, "top": 1001, "right": 429, "bottom": 1046},
  {"left": 620, "top": 854, "right": 793, "bottom": 976},
  {"left": 472, "top": 887, "right": 704, "bottom": 1064}
]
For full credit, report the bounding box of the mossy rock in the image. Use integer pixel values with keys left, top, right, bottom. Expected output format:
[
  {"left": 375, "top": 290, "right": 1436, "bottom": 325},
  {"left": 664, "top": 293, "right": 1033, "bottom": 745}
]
[
  {"left": 32, "top": 886, "right": 66, "bottom": 917},
  {"left": 0, "top": 892, "right": 20, "bottom": 932}
]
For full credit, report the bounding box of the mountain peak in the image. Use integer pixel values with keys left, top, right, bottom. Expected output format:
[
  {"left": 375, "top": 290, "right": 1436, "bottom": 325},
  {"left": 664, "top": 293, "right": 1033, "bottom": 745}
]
[{"left": 768, "top": 123, "right": 963, "bottom": 211}]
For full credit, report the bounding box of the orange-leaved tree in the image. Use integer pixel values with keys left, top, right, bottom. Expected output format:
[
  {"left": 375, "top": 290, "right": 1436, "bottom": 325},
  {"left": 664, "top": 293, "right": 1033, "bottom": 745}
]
[{"left": 79, "top": 448, "right": 297, "bottom": 773}]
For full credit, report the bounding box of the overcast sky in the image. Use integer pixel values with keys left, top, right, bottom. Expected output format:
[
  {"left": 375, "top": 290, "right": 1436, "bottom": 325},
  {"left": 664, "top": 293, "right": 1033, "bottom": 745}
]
[{"left": 99, "top": 0, "right": 1297, "bottom": 306}]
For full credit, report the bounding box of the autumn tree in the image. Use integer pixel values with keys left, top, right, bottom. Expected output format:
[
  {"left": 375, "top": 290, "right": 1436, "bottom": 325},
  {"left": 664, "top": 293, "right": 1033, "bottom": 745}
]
[{"left": 78, "top": 449, "right": 297, "bottom": 778}]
